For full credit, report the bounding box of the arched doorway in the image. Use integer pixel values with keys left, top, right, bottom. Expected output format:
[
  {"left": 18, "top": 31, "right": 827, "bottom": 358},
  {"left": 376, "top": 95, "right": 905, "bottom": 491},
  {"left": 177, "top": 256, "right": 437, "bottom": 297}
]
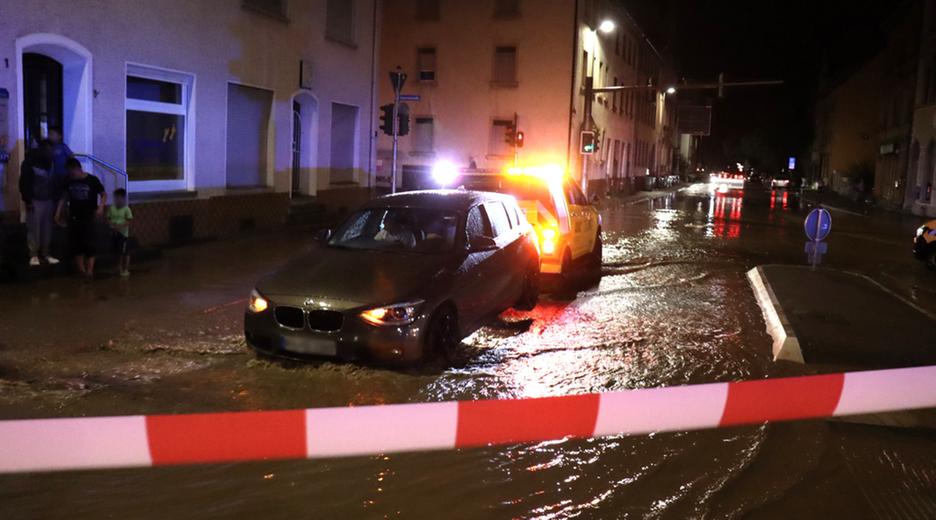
[
  {"left": 290, "top": 90, "right": 319, "bottom": 197},
  {"left": 15, "top": 34, "right": 93, "bottom": 159}
]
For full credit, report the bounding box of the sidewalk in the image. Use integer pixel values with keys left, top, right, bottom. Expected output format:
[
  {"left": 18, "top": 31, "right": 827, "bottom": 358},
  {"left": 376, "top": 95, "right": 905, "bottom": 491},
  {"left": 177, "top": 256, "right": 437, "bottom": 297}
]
[
  {"left": 749, "top": 264, "right": 936, "bottom": 429},
  {"left": 598, "top": 184, "right": 686, "bottom": 209},
  {"left": 802, "top": 189, "right": 872, "bottom": 216},
  {"left": 749, "top": 265, "right": 936, "bottom": 368}
]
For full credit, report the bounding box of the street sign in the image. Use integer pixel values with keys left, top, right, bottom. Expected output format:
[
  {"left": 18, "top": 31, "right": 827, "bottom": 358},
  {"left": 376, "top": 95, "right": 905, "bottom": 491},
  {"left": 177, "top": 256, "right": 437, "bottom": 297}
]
[
  {"left": 804, "top": 208, "right": 832, "bottom": 241},
  {"left": 399, "top": 94, "right": 421, "bottom": 102}
]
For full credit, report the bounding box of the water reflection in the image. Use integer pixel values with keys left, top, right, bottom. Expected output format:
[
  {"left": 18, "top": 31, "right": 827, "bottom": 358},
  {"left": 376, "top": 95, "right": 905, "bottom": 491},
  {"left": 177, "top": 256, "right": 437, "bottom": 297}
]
[{"left": 707, "top": 190, "right": 743, "bottom": 240}]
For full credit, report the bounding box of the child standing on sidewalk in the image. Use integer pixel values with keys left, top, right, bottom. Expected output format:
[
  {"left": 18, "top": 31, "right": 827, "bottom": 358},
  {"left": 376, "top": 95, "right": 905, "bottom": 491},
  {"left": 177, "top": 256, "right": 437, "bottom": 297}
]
[{"left": 106, "top": 188, "right": 133, "bottom": 277}]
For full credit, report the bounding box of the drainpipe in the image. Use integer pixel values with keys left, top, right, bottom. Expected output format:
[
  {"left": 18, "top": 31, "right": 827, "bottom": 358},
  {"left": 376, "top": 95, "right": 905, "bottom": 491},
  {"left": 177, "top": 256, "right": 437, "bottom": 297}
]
[
  {"left": 366, "top": 0, "right": 379, "bottom": 193},
  {"left": 566, "top": 0, "right": 579, "bottom": 178}
]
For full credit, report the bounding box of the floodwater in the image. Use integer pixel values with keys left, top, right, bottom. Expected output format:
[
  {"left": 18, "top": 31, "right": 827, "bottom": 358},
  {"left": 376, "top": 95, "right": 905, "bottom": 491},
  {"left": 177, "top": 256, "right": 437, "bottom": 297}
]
[{"left": 2, "top": 184, "right": 935, "bottom": 519}]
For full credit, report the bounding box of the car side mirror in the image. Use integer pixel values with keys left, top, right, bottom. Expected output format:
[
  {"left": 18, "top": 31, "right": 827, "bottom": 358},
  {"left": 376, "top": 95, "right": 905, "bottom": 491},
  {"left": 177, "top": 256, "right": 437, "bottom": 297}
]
[
  {"left": 315, "top": 228, "right": 332, "bottom": 242},
  {"left": 468, "top": 236, "right": 497, "bottom": 253}
]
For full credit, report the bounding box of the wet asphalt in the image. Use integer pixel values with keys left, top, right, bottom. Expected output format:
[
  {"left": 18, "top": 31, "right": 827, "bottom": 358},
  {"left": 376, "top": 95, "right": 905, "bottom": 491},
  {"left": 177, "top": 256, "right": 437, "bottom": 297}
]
[{"left": 1, "top": 183, "right": 935, "bottom": 519}]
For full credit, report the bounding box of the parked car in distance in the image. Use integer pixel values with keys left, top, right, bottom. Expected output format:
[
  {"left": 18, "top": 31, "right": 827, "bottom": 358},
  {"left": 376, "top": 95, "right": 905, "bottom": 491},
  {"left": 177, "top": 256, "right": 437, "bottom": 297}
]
[
  {"left": 914, "top": 219, "right": 936, "bottom": 269},
  {"left": 244, "top": 190, "right": 540, "bottom": 366}
]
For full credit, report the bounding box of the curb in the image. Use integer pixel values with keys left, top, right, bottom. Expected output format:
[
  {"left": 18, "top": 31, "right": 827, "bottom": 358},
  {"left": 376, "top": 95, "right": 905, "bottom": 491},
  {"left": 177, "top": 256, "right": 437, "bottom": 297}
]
[{"left": 746, "top": 266, "right": 804, "bottom": 363}]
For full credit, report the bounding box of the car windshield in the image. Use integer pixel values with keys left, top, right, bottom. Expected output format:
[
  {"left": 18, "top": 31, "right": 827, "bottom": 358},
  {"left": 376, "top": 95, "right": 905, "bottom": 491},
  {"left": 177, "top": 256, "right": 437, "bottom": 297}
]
[
  {"left": 327, "top": 207, "right": 459, "bottom": 254},
  {"left": 460, "top": 175, "right": 557, "bottom": 217}
]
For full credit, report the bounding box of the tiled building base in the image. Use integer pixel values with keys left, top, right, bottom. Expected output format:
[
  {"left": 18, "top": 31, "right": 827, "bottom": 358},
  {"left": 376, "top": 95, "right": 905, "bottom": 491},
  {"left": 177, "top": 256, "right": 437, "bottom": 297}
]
[{"left": 131, "top": 192, "right": 289, "bottom": 246}]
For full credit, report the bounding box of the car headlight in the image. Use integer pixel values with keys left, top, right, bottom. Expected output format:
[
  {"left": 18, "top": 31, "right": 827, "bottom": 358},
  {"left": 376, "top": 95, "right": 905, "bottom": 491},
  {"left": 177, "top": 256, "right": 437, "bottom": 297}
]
[
  {"left": 360, "top": 300, "right": 424, "bottom": 326},
  {"left": 248, "top": 289, "right": 269, "bottom": 313}
]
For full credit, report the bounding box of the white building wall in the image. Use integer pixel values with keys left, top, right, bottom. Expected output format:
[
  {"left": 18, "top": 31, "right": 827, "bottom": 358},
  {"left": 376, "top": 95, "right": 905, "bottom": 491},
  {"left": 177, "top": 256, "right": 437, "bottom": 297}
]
[{"left": 0, "top": 0, "right": 378, "bottom": 212}]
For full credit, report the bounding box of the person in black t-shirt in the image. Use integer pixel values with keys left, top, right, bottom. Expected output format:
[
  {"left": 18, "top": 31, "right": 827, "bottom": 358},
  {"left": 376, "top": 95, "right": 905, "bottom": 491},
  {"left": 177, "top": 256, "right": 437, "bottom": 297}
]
[{"left": 55, "top": 158, "right": 106, "bottom": 279}]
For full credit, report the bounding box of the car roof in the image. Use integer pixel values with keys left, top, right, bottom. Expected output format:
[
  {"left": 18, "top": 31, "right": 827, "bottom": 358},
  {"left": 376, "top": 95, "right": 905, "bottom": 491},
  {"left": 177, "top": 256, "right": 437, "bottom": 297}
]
[{"left": 363, "top": 189, "right": 515, "bottom": 212}]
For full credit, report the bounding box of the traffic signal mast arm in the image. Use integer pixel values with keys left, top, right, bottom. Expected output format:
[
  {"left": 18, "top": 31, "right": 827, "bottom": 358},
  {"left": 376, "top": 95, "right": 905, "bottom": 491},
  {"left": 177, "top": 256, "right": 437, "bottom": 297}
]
[{"left": 590, "top": 78, "right": 783, "bottom": 95}]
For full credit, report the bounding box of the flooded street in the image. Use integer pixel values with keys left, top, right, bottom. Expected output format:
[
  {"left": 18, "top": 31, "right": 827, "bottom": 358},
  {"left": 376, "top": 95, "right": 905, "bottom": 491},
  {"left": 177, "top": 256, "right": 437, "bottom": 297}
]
[{"left": 2, "top": 185, "right": 936, "bottom": 519}]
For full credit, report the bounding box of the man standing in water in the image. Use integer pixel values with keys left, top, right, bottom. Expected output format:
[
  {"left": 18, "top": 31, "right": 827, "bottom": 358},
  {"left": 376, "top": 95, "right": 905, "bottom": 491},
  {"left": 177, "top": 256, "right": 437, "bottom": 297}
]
[{"left": 55, "top": 158, "right": 106, "bottom": 279}]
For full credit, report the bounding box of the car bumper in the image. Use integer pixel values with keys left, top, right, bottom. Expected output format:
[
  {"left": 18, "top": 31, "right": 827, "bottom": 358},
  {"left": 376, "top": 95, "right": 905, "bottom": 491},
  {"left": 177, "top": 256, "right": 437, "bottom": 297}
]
[{"left": 244, "top": 309, "right": 429, "bottom": 365}]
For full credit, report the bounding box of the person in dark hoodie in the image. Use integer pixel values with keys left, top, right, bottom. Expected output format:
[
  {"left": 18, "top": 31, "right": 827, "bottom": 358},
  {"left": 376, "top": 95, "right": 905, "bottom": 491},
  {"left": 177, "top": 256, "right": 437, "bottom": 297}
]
[{"left": 19, "top": 140, "right": 60, "bottom": 267}]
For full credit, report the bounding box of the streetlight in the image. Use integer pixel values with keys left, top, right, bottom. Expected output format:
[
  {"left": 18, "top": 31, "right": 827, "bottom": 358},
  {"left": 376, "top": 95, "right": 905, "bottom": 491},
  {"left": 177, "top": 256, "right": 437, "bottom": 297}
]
[
  {"left": 598, "top": 19, "right": 615, "bottom": 34},
  {"left": 665, "top": 86, "right": 677, "bottom": 95}
]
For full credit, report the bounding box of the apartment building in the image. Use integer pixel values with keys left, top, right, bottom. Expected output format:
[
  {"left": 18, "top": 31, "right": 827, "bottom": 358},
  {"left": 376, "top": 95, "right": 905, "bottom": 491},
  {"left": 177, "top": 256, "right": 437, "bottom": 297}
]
[
  {"left": 0, "top": 0, "right": 379, "bottom": 245},
  {"left": 377, "top": 0, "right": 676, "bottom": 198}
]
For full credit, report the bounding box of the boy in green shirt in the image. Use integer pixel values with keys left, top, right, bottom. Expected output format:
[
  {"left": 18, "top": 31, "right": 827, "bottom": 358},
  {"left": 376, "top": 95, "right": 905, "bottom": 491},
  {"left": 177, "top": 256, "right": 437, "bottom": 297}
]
[{"left": 106, "top": 188, "right": 133, "bottom": 277}]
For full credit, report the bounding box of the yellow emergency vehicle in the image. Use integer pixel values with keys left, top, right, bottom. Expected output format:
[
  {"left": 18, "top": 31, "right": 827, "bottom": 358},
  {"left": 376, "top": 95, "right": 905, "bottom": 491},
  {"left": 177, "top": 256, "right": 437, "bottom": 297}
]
[{"left": 457, "top": 165, "right": 602, "bottom": 279}]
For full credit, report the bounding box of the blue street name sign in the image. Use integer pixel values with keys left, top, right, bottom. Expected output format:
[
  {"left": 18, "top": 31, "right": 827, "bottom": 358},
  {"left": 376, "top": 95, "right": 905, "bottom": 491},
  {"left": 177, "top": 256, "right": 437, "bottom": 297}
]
[{"left": 804, "top": 208, "right": 832, "bottom": 241}]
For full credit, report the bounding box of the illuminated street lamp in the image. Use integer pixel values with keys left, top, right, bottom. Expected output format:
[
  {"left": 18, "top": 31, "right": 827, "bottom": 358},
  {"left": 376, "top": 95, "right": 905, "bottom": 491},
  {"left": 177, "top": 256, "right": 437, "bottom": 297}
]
[
  {"left": 665, "top": 86, "right": 677, "bottom": 95},
  {"left": 598, "top": 19, "right": 615, "bottom": 33}
]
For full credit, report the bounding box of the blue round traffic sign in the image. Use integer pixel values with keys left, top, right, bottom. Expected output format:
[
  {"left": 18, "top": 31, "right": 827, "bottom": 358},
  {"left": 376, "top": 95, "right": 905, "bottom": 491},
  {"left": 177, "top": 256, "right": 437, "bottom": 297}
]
[{"left": 804, "top": 208, "right": 832, "bottom": 241}]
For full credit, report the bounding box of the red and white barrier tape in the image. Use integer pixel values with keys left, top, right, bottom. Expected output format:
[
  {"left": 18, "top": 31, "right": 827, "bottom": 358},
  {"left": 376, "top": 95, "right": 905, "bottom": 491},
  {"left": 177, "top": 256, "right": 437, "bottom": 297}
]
[{"left": 2, "top": 365, "right": 935, "bottom": 474}]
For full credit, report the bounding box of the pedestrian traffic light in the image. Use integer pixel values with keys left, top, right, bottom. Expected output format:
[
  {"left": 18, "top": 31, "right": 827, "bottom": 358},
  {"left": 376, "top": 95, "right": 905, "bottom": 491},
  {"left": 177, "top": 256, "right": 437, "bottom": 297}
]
[
  {"left": 398, "top": 103, "right": 410, "bottom": 136},
  {"left": 379, "top": 103, "right": 394, "bottom": 136},
  {"left": 515, "top": 131, "right": 524, "bottom": 148},
  {"left": 580, "top": 130, "right": 596, "bottom": 155}
]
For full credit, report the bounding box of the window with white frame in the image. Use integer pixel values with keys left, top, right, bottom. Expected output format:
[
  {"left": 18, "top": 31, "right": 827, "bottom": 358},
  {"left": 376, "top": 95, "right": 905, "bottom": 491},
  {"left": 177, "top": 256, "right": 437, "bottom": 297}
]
[{"left": 125, "top": 65, "right": 193, "bottom": 190}]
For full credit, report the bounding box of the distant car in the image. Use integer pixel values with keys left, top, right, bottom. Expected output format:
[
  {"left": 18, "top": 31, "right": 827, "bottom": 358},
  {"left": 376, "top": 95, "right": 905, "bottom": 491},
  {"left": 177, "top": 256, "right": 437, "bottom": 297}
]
[
  {"left": 770, "top": 174, "right": 792, "bottom": 190},
  {"left": 914, "top": 219, "right": 936, "bottom": 269},
  {"left": 455, "top": 165, "right": 602, "bottom": 281},
  {"left": 709, "top": 172, "right": 745, "bottom": 192},
  {"left": 244, "top": 190, "right": 540, "bottom": 365}
]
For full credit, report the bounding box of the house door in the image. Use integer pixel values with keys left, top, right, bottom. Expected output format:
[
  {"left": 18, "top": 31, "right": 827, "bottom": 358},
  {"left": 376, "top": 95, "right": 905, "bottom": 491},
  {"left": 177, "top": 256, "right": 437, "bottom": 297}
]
[
  {"left": 292, "top": 102, "right": 301, "bottom": 194},
  {"left": 22, "top": 53, "right": 63, "bottom": 148}
]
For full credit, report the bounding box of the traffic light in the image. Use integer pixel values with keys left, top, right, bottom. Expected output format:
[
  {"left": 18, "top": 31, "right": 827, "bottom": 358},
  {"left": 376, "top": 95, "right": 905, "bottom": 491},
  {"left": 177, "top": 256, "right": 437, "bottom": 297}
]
[
  {"left": 515, "top": 131, "right": 524, "bottom": 148},
  {"left": 379, "top": 104, "right": 394, "bottom": 135},
  {"left": 580, "top": 130, "right": 596, "bottom": 155},
  {"left": 504, "top": 124, "right": 516, "bottom": 146},
  {"left": 398, "top": 103, "right": 410, "bottom": 136}
]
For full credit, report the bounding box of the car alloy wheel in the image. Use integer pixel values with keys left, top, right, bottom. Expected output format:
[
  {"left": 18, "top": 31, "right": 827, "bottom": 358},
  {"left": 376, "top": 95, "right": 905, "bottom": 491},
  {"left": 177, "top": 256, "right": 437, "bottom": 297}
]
[{"left": 426, "top": 305, "right": 459, "bottom": 362}]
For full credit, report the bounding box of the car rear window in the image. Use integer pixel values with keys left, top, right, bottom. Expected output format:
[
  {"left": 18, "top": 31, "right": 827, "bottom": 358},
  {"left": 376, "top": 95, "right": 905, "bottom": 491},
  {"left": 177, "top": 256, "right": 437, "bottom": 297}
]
[{"left": 484, "top": 202, "right": 513, "bottom": 237}]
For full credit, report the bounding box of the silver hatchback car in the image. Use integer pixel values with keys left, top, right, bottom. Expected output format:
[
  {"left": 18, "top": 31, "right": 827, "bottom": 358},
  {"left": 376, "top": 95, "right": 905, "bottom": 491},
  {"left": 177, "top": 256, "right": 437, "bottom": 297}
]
[{"left": 244, "top": 190, "right": 540, "bottom": 365}]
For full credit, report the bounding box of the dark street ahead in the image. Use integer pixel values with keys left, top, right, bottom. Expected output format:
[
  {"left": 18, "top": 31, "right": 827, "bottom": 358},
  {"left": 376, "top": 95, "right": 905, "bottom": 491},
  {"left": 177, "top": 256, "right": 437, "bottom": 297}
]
[{"left": 2, "top": 185, "right": 935, "bottom": 518}]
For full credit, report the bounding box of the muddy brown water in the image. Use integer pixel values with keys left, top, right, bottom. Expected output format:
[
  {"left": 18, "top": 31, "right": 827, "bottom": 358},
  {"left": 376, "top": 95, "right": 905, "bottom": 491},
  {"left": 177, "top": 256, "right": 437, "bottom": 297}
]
[{"left": 2, "top": 184, "right": 935, "bottom": 518}]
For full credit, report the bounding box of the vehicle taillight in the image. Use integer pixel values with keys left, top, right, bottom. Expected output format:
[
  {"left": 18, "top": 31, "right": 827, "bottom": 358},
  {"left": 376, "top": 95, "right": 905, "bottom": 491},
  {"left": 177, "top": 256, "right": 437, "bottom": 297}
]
[{"left": 540, "top": 227, "right": 557, "bottom": 256}]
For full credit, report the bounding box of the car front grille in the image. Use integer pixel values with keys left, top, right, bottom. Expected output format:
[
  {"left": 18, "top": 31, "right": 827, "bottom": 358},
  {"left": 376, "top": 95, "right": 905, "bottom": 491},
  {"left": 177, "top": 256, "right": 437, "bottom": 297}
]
[
  {"left": 308, "top": 310, "right": 343, "bottom": 332},
  {"left": 274, "top": 306, "right": 305, "bottom": 329}
]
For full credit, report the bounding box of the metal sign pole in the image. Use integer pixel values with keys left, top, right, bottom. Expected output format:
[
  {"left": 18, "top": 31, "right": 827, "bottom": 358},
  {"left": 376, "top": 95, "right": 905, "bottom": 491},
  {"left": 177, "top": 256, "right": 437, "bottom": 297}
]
[
  {"left": 391, "top": 88, "right": 400, "bottom": 194},
  {"left": 582, "top": 76, "right": 593, "bottom": 195},
  {"left": 389, "top": 68, "right": 406, "bottom": 194}
]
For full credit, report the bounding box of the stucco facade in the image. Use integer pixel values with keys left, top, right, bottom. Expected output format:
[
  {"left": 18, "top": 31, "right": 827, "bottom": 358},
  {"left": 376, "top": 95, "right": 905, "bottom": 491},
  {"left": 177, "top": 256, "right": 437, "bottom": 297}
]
[
  {"left": 377, "top": 0, "right": 673, "bottom": 198},
  {"left": 0, "top": 0, "right": 379, "bottom": 243}
]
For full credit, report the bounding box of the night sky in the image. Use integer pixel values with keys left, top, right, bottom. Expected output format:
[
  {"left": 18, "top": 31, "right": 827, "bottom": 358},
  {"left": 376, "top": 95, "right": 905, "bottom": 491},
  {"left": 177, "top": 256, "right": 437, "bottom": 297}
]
[{"left": 626, "top": 0, "right": 899, "bottom": 173}]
